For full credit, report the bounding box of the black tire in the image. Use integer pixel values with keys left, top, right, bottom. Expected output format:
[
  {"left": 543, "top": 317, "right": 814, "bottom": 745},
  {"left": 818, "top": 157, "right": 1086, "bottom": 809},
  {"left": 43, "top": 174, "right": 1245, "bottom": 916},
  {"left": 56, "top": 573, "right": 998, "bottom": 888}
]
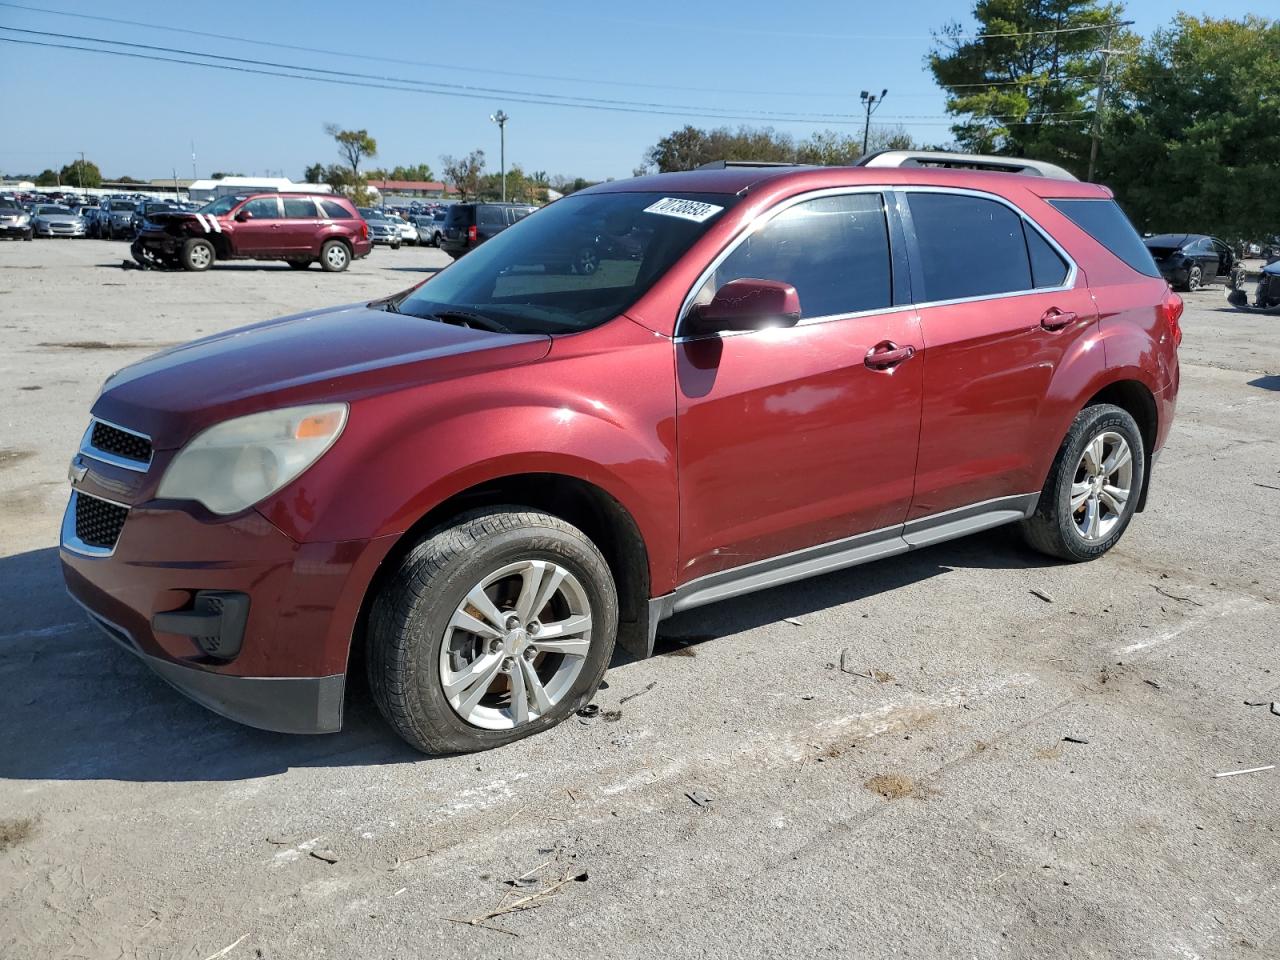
[
  {"left": 287, "top": 259, "right": 311, "bottom": 270},
  {"left": 180, "top": 237, "right": 215, "bottom": 272},
  {"left": 1186, "top": 265, "right": 1203, "bottom": 292},
  {"left": 390, "top": 240, "right": 401, "bottom": 250},
  {"left": 23, "top": 229, "right": 33, "bottom": 241},
  {"left": 432, "top": 231, "right": 442, "bottom": 247},
  {"left": 319, "top": 239, "right": 350, "bottom": 272},
  {"left": 1021, "top": 403, "right": 1145, "bottom": 562},
  {"left": 367, "top": 508, "right": 618, "bottom": 755}
]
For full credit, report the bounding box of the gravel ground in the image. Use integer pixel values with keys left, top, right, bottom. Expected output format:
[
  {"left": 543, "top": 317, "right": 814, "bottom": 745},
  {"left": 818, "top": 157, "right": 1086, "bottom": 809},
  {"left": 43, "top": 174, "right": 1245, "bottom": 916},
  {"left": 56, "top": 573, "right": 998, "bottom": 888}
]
[{"left": 1, "top": 238, "right": 1277, "bottom": 960}]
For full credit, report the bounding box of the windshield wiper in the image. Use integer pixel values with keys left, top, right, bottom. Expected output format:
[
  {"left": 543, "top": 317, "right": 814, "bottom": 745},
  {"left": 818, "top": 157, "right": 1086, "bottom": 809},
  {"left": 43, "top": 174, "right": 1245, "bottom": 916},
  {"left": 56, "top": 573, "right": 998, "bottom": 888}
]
[{"left": 427, "top": 309, "right": 510, "bottom": 333}]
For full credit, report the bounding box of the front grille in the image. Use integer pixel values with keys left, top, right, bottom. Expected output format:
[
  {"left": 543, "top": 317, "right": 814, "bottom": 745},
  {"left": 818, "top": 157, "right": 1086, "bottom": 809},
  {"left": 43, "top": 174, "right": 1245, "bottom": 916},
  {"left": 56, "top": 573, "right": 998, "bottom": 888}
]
[
  {"left": 75, "top": 492, "right": 128, "bottom": 550},
  {"left": 90, "top": 421, "right": 153, "bottom": 464}
]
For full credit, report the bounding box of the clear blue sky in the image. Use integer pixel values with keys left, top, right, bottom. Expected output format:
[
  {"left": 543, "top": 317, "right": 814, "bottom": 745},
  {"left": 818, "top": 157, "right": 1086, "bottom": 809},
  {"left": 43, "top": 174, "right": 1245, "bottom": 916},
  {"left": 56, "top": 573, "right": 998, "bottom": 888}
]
[{"left": 0, "top": 0, "right": 1264, "bottom": 183}]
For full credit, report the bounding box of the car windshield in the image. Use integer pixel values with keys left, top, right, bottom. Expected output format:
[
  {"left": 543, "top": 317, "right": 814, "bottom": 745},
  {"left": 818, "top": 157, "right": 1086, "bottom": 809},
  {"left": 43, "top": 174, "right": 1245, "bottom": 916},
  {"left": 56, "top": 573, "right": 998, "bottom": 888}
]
[
  {"left": 359, "top": 207, "right": 387, "bottom": 222},
  {"left": 106, "top": 200, "right": 137, "bottom": 211},
  {"left": 38, "top": 205, "right": 72, "bottom": 215},
  {"left": 200, "top": 195, "right": 250, "bottom": 216},
  {"left": 0, "top": 199, "right": 19, "bottom": 210},
  {"left": 395, "top": 191, "right": 737, "bottom": 335}
]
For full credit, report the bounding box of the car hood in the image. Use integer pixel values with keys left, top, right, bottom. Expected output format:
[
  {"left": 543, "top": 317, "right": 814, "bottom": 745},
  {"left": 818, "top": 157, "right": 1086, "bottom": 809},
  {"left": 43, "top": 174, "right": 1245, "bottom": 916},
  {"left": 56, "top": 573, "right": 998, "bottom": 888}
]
[
  {"left": 93, "top": 302, "right": 552, "bottom": 449},
  {"left": 37, "top": 214, "right": 81, "bottom": 224}
]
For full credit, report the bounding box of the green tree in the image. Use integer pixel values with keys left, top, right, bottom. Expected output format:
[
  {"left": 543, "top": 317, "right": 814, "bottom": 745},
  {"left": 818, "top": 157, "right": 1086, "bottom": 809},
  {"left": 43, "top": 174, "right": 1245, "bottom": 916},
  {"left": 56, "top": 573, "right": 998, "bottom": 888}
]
[
  {"left": 641, "top": 124, "right": 917, "bottom": 172},
  {"left": 303, "top": 162, "right": 327, "bottom": 184},
  {"left": 34, "top": 169, "right": 59, "bottom": 186},
  {"left": 1100, "top": 15, "right": 1280, "bottom": 241},
  {"left": 440, "top": 150, "right": 486, "bottom": 200},
  {"left": 210, "top": 171, "right": 246, "bottom": 180},
  {"left": 927, "top": 0, "right": 1127, "bottom": 176},
  {"left": 324, "top": 124, "right": 378, "bottom": 181},
  {"left": 370, "top": 163, "right": 436, "bottom": 182},
  {"left": 59, "top": 159, "right": 101, "bottom": 189}
]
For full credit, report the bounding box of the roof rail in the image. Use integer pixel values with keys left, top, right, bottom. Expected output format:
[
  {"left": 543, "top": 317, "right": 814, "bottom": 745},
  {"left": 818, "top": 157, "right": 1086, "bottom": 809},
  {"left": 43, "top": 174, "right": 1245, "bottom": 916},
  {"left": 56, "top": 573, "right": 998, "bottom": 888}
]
[
  {"left": 695, "top": 160, "right": 806, "bottom": 170},
  {"left": 856, "top": 150, "right": 1078, "bottom": 181}
]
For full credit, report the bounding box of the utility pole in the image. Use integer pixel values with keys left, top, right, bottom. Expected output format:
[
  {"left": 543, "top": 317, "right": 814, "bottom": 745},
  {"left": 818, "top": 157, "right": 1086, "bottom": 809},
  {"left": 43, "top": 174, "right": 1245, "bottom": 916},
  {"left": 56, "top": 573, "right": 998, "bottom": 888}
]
[
  {"left": 77, "top": 151, "right": 86, "bottom": 192},
  {"left": 191, "top": 140, "right": 197, "bottom": 181},
  {"left": 860, "top": 89, "right": 887, "bottom": 157},
  {"left": 1087, "top": 21, "right": 1133, "bottom": 183},
  {"left": 490, "top": 110, "right": 508, "bottom": 202}
]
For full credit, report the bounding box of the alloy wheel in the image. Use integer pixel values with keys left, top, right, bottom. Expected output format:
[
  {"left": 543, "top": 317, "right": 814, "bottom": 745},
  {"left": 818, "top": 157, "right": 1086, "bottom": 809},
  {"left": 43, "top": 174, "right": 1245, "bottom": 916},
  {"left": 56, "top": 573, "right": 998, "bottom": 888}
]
[
  {"left": 439, "top": 559, "right": 593, "bottom": 730},
  {"left": 1071, "top": 431, "right": 1134, "bottom": 541},
  {"left": 326, "top": 244, "right": 348, "bottom": 269},
  {"left": 188, "top": 245, "right": 211, "bottom": 269}
]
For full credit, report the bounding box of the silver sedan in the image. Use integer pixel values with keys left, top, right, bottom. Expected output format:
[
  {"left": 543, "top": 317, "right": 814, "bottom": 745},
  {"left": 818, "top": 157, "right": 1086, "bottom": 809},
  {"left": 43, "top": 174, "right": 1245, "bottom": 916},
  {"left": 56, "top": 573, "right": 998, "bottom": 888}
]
[{"left": 32, "top": 205, "right": 87, "bottom": 238}]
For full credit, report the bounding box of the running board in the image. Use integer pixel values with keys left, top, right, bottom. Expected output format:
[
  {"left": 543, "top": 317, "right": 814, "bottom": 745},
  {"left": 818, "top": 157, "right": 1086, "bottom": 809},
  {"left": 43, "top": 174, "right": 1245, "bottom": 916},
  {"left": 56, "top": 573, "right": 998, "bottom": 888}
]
[{"left": 632, "top": 493, "right": 1039, "bottom": 658}]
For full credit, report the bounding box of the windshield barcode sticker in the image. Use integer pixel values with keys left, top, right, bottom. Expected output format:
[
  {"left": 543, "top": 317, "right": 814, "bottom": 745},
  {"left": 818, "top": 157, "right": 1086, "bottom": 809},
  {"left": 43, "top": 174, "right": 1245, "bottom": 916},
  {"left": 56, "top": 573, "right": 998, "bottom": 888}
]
[{"left": 643, "top": 197, "right": 724, "bottom": 223}]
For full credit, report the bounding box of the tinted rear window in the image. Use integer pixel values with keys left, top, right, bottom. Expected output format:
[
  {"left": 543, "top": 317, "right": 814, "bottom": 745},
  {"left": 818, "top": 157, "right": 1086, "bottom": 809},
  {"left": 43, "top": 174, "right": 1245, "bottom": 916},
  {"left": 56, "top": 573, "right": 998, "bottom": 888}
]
[
  {"left": 1049, "top": 199, "right": 1160, "bottom": 278},
  {"left": 478, "top": 206, "right": 506, "bottom": 227},
  {"left": 283, "top": 197, "right": 318, "bottom": 218},
  {"left": 1025, "top": 226, "right": 1069, "bottom": 288},
  {"left": 907, "top": 193, "right": 1032, "bottom": 301},
  {"left": 445, "top": 205, "right": 476, "bottom": 228}
]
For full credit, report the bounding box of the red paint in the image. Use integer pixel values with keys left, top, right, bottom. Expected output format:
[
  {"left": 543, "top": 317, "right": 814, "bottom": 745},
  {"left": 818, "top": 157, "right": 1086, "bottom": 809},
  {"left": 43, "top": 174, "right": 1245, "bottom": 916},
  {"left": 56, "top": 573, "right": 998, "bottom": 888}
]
[{"left": 64, "top": 164, "right": 1179, "bottom": 701}]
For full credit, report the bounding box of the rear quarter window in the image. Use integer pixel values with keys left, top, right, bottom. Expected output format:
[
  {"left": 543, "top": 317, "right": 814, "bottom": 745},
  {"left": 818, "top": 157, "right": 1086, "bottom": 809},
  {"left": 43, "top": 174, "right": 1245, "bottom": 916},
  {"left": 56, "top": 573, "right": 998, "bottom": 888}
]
[
  {"left": 1048, "top": 199, "right": 1160, "bottom": 279},
  {"left": 320, "top": 200, "right": 352, "bottom": 219},
  {"left": 478, "top": 206, "right": 506, "bottom": 227}
]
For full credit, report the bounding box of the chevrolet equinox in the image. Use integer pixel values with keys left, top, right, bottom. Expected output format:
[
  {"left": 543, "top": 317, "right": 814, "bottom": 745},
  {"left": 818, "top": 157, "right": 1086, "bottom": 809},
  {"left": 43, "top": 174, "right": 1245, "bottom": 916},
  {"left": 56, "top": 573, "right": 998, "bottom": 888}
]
[{"left": 61, "top": 154, "right": 1182, "bottom": 754}]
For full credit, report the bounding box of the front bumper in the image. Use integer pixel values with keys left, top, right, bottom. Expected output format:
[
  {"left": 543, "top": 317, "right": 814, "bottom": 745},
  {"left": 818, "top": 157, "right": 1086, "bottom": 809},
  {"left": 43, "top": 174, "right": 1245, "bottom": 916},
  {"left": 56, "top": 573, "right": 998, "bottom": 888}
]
[
  {"left": 36, "top": 224, "right": 86, "bottom": 237},
  {"left": 59, "top": 464, "right": 396, "bottom": 734},
  {"left": 0, "top": 221, "right": 31, "bottom": 236}
]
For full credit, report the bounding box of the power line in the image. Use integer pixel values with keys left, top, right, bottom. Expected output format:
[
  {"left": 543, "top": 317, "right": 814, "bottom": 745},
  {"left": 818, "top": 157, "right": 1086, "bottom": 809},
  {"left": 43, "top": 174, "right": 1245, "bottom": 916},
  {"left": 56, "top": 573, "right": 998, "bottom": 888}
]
[{"left": 0, "top": 28, "right": 1095, "bottom": 128}]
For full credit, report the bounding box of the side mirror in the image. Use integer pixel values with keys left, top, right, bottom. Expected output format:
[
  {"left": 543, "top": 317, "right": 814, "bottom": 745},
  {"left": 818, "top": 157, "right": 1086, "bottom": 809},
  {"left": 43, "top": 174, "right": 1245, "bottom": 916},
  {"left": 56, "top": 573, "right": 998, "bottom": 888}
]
[
  {"left": 685, "top": 278, "right": 801, "bottom": 336},
  {"left": 235, "top": 209, "right": 252, "bottom": 222}
]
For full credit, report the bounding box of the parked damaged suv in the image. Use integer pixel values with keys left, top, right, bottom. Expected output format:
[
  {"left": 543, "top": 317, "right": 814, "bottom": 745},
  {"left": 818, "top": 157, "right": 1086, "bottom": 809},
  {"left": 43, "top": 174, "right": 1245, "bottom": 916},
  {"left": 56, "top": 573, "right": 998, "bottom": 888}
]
[
  {"left": 131, "top": 192, "right": 371, "bottom": 272},
  {"left": 63, "top": 154, "right": 1181, "bottom": 753}
]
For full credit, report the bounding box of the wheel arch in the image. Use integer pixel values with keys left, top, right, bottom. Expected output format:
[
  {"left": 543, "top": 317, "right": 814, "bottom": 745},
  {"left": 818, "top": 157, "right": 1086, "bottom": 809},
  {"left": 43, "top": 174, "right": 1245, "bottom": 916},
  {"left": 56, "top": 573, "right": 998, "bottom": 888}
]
[
  {"left": 1083, "top": 378, "right": 1158, "bottom": 512},
  {"left": 349, "top": 472, "right": 654, "bottom": 671}
]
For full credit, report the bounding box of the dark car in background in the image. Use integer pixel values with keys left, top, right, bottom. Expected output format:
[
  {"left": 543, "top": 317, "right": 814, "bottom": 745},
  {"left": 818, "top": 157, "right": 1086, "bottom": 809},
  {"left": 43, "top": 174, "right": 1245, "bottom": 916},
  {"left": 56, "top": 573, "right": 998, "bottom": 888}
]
[
  {"left": 439, "top": 202, "right": 536, "bottom": 259},
  {"left": 1143, "top": 234, "right": 1234, "bottom": 291},
  {"left": 101, "top": 198, "right": 141, "bottom": 240}
]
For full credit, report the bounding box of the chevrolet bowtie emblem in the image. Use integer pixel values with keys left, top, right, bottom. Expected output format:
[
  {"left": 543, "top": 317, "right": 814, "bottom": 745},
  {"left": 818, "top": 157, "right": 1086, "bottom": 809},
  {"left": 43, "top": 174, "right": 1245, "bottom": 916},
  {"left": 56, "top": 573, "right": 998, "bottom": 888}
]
[{"left": 68, "top": 455, "right": 88, "bottom": 486}]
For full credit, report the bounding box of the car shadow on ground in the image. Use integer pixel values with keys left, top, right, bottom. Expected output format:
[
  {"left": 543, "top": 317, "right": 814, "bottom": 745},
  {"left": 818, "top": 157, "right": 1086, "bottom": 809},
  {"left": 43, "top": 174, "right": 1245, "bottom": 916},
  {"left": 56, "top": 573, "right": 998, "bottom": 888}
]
[
  {"left": 1248, "top": 375, "right": 1280, "bottom": 392},
  {"left": 0, "top": 526, "right": 1051, "bottom": 783}
]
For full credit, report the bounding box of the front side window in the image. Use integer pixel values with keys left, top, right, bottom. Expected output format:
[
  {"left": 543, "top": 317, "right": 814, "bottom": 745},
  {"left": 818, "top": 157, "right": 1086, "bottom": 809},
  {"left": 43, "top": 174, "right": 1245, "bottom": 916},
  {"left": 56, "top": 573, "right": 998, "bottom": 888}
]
[
  {"left": 200, "top": 195, "right": 248, "bottom": 216},
  {"left": 241, "top": 197, "right": 281, "bottom": 219},
  {"left": 395, "top": 191, "right": 738, "bottom": 335},
  {"left": 694, "top": 193, "right": 893, "bottom": 320},
  {"left": 908, "top": 193, "right": 1032, "bottom": 301}
]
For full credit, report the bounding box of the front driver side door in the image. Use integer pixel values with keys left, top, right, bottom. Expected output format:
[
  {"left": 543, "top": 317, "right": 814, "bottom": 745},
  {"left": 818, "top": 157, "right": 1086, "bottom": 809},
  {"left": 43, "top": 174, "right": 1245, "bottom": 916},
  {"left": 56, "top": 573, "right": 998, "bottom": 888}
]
[
  {"left": 231, "top": 196, "right": 283, "bottom": 256},
  {"left": 675, "top": 191, "right": 923, "bottom": 588}
]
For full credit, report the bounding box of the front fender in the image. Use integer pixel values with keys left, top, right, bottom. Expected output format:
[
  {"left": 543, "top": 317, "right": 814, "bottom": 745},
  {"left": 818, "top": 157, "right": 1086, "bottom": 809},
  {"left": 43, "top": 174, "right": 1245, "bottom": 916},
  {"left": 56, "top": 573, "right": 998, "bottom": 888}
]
[{"left": 258, "top": 318, "right": 680, "bottom": 592}]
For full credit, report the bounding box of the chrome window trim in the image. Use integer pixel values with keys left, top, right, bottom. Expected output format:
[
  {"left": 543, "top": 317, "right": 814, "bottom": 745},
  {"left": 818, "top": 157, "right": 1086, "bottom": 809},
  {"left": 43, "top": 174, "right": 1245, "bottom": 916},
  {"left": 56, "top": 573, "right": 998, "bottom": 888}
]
[
  {"left": 61, "top": 490, "right": 129, "bottom": 558},
  {"left": 80, "top": 416, "right": 153, "bottom": 473},
  {"left": 674, "top": 184, "right": 1080, "bottom": 340}
]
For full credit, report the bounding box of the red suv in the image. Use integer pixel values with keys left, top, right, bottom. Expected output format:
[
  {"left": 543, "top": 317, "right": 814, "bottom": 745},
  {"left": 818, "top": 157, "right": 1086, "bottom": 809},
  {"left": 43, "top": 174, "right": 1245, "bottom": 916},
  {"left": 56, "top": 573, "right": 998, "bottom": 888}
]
[
  {"left": 130, "top": 192, "right": 371, "bottom": 272},
  {"left": 63, "top": 155, "right": 1180, "bottom": 753}
]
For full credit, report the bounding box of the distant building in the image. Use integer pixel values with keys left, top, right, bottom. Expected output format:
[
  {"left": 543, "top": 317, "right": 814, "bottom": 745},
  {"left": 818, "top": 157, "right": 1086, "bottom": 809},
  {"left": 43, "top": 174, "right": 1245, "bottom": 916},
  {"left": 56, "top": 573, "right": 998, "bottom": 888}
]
[
  {"left": 368, "top": 179, "right": 458, "bottom": 198},
  {"left": 187, "top": 177, "right": 333, "bottom": 202}
]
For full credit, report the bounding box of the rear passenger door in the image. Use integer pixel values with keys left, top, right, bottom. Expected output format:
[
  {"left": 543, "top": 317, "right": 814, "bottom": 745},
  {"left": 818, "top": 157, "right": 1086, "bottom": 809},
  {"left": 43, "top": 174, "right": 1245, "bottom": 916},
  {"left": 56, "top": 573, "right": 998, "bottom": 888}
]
[{"left": 900, "top": 189, "right": 1101, "bottom": 524}]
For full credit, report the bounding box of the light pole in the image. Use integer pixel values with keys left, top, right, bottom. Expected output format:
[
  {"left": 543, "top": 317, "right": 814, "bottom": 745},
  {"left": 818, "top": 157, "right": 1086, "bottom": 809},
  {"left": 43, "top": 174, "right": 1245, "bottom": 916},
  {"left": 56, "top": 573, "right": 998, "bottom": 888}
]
[
  {"left": 859, "top": 88, "right": 887, "bottom": 157},
  {"left": 490, "top": 109, "right": 508, "bottom": 202}
]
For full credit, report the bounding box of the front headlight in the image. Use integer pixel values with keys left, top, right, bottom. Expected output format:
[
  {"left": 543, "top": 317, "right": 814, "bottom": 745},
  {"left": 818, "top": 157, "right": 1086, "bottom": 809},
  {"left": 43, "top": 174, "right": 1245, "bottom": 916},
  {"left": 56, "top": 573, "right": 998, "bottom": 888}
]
[
  {"left": 15, "top": 214, "right": 29, "bottom": 225},
  {"left": 157, "top": 403, "right": 348, "bottom": 515}
]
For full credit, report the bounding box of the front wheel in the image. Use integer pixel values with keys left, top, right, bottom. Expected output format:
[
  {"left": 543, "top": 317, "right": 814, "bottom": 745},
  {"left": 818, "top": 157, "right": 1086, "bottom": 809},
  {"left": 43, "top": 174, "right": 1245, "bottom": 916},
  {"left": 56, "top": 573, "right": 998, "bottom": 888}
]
[
  {"left": 180, "top": 237, "right": 214, "bottom": 271},
  {"left": 1186, "top": 265, "right": 1203, "bottom": 292},
  {"left": 367, "top": 508, "right": 618, "bottom": 754},
  {"left": 1021, "top": 404, "right": 1145, "bottom": 562}
]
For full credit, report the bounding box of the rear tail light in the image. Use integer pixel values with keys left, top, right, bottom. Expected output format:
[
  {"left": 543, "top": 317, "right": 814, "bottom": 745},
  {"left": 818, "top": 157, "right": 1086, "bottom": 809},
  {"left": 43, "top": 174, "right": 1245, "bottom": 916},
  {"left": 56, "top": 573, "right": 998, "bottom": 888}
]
[
  {"left": 467, "top": 225, "right": 477, "bottom": 245},
  {"left": 1162, "top": 291, "right": 1184, "bottom": 348},
  {"left": 360, "top": 221, "right": 369, "bottom": 240}
]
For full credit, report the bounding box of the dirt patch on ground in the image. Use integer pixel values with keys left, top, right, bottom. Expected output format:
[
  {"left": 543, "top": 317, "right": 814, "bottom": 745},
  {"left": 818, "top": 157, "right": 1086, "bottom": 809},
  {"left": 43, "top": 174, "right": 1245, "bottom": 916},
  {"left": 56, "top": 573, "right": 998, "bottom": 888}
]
[
  {"left": 0, "top": 448, "right": 36, "bottom": 470},
  {"left": 37, "top": 340, "right": 181, "bottom": 351},
  {"left": 0, "top": 816, "right": 37, "bottom": 853},
  {"left": 865, "top": 774, "right": 917, "bottom": 800}
]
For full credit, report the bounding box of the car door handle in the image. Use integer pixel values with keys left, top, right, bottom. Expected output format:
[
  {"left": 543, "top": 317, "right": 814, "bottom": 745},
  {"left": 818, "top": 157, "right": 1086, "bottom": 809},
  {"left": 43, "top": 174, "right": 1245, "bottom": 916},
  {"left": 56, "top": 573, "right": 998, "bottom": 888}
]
[
  {"left": 1040, "top": 308, "right": 1078, "bottom": 331},
  {"left": 864, "top": 341, "right": 916, "bottom": 370}
]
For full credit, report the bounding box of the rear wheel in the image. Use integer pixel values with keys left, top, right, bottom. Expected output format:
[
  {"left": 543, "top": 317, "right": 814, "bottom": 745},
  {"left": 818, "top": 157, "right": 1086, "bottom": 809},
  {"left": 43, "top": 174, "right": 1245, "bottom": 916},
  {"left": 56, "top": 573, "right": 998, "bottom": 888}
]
[
  {"left": 367, "top": 508, "right": 618, "bottom": 754},
  {"left": 319, "top": 240, "right": 350, "bottom": 272},
  {"left": 1021, "top": 403, "right": 1145, "bottom": 562},
  {"left": 180, "top": 238, "right": 214, "bottom": 271}
]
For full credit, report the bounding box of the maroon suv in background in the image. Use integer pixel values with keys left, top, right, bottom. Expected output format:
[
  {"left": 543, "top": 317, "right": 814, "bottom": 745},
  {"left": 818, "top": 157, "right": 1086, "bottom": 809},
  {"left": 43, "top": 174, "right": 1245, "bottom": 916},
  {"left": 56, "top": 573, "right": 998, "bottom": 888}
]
[
  {"left": 131, "top": 192, "right": 372, "bottom": 272},
  {"left": 68, "top": 154, "right": 1180, "bottom": 754}
]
